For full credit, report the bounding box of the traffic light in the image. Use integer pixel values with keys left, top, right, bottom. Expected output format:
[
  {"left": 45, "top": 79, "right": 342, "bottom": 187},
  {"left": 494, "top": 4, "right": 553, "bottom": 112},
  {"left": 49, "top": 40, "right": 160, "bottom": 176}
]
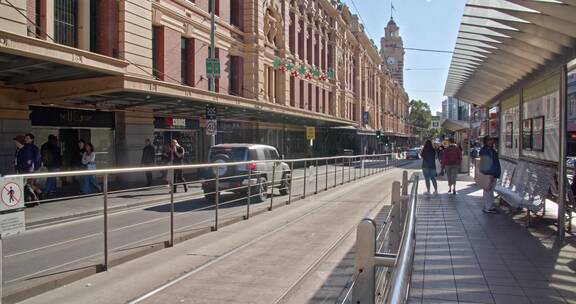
[{"left": 376, "top": 130, "right": 382, "bottom": 140}]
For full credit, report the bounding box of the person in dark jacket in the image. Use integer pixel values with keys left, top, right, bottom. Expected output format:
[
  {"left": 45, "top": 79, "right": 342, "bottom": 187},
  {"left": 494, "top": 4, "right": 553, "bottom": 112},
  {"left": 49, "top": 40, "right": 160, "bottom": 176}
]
[
  {"left": 479, "top": 135, "right": 501, "bottom": 213},
  {"left": 41, "top": 134, "right": 62, "bottom": 194},
  {"left": 171, "top": 139, "right": 187, "bottom": 193},
  {"left": 420, "top": 140, "right": 438, "bottom": 195},
  {"left": 141, "top": 139, "right": 156, "bottom": 186},
  {"left": 14, "top": 135, "right": 39, "bottom": 202}
]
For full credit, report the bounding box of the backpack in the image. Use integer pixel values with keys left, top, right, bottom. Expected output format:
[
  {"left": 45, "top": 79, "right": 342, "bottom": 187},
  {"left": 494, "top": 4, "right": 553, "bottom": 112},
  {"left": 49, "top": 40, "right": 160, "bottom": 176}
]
[{"left": 443, "top": 146, "right": 461, "bottom": 166}]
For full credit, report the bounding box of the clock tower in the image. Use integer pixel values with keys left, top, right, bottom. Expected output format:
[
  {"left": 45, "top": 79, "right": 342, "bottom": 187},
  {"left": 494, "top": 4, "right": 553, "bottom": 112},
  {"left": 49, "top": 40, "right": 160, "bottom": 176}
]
[{"left": 380, "top": 18, "right": 404, "bottom": 87}]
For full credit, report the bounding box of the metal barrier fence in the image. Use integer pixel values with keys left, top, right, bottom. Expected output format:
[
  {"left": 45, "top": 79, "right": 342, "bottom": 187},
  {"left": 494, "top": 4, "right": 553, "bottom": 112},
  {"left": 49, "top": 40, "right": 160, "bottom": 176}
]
[
  {"left": 0, "top": 153, "right": 409, "bottom": 301},
  {"left": 339, "top": 171, "right": 419, "bottom": 304}
]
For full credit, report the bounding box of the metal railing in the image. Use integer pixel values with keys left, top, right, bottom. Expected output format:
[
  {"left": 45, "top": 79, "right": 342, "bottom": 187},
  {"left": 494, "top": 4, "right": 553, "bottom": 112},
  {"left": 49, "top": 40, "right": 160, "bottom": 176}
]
[
  {"left": 0, "top": 153, "right": 409, "bottom": 300},
  {"left": 340, "top": 171, "right": 419, "bottom": 304}
]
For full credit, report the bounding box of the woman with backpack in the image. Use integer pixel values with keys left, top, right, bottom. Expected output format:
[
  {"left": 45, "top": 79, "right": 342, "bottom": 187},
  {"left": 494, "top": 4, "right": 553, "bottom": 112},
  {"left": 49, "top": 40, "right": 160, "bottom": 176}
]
[{"left": 442, "top": 138, "right": 462, "bottom": 194}]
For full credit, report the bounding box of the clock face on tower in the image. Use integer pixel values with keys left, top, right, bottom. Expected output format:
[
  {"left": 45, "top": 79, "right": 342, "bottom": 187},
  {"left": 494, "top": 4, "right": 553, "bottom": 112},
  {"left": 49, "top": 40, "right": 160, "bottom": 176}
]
[{"left": 387, "top": 57, "right": 396, "bottom": 66}]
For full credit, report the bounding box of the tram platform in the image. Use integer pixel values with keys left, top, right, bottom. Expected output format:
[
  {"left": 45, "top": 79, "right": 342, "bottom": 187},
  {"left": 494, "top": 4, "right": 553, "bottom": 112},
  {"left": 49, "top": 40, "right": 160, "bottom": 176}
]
[{"left": 409, "top": 178, "right": 576, "bottom": 304}]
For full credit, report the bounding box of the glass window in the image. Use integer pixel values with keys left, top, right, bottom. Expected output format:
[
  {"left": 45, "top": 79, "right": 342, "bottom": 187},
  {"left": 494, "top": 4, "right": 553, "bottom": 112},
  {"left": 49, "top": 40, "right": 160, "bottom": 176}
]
[
  {"left": 181, "top": 38, "right": 188, "bottom": 85},
  {"left": 54, "top": 0, "right": 78, "bottom": 47}
]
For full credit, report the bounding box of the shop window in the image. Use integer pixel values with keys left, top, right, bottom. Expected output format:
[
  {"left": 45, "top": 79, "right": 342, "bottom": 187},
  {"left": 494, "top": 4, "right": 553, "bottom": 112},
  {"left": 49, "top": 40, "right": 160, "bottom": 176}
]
[{"left": 54, "top": 0, "right": 78, "bottom": 47}]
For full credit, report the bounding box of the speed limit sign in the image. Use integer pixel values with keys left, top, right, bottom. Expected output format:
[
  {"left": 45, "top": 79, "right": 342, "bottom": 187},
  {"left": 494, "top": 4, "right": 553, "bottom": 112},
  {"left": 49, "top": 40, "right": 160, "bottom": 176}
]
[{"left": 206, "top": 119, "right": 217, "bottom": 136}]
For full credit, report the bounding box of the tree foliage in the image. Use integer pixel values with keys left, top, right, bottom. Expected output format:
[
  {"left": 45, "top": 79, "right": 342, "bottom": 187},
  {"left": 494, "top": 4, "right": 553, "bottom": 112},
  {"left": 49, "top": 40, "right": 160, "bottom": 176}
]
[{"left": 407, "top": 99, "right": 432, "bottom": 136}]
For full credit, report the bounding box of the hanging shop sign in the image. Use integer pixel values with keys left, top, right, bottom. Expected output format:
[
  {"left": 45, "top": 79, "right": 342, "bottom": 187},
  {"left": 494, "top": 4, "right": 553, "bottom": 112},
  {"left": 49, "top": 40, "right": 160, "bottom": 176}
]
[
  {"left": 154, "top": 117, "right": 199, "bottom": 130},
  {"left": 29, "top": 106, "right": 115, "bottom": 128}
]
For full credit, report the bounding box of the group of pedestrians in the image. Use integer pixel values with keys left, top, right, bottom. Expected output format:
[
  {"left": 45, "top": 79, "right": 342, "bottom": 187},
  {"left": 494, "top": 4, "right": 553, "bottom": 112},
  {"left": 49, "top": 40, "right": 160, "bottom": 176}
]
[
  {"left": 12, "top": 133, "right": 102, "bottom": 203},
  {"left": 141, "top": 138, "right": 188, "bottom": 193},
  {"left": 420, "top": 135, "right": 501, "bottom": 214},
  {"left": 420, "top": 138, "right": 462, "bottom": 195}
]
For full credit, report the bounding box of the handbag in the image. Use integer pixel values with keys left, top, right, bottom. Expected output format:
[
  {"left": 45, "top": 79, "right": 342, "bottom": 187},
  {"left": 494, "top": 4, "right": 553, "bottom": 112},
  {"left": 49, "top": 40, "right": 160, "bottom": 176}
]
[{"left": 475, "top": 159, "right": 491, "bottom": 190}]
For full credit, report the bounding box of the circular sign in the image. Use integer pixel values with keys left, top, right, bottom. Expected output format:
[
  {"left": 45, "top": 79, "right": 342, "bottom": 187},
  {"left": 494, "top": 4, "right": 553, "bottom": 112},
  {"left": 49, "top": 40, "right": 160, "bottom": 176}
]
[
  {"left": 206, "top": 120, "right": 217, "bottom": 136},
  {"left": 2, "top": 182, "right": 22, "bottom": 208}
]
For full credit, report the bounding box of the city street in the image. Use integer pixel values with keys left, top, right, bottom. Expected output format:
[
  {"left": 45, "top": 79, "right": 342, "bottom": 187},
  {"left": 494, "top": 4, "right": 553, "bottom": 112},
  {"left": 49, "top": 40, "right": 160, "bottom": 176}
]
[{"left": 2, "top": 159, "right": 413, "bottom": 299}]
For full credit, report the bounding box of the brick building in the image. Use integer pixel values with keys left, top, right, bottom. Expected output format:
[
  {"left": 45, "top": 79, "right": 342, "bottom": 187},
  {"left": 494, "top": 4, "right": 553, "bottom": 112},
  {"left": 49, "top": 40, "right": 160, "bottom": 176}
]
[{"left": 0, "top": 0, "right": 409, "bottom": 176}]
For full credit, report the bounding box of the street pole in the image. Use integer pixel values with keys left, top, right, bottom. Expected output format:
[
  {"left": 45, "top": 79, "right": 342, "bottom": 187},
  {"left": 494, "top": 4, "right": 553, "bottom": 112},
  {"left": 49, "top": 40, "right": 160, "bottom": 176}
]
[{"left": 209, "top": 0, "right": 216, "bottom": 147}]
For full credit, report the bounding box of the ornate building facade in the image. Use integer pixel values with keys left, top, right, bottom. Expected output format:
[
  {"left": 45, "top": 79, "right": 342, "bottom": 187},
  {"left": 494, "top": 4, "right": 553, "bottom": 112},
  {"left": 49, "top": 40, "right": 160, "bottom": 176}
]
[{"left": 0, "top": 0, "right": 409, "bottom": 175}]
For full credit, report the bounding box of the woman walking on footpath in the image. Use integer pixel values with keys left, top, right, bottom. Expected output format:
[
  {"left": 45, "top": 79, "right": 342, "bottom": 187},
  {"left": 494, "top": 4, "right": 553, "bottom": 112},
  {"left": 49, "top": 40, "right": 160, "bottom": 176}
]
[
  {"left": 443, "top": 138, "right": 462, "bottom": 194},
  {"left": 81, "top": 143, "right": 102, "bottom": 194},
  {"left": 479, "top": 135, "right": 501, "bottom": 213},
  {"left": 420, "top": 140, "right": 438, "bottom": 195}
]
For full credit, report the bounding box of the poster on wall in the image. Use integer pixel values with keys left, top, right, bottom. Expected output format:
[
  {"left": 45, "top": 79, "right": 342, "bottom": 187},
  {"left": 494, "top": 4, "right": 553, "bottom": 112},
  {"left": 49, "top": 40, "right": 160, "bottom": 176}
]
[
  {"left": 488, "top": 106, "right": 499, "bottom": 138},
  {"left": 522, "top": 119, "right": 532, "bottom": 150},
  {"left": 505, "top": 122, "right": 513, "bottom": 148},
  {"left": 532, "top": 116, "right": 544, "bottom": 152}
]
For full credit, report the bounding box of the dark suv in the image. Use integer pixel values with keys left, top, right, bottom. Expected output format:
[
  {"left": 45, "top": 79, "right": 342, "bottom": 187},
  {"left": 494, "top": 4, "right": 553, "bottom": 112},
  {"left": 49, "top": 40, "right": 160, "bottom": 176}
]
[{"left": 202, "top": 144, "right": 291, "bottom": 202}]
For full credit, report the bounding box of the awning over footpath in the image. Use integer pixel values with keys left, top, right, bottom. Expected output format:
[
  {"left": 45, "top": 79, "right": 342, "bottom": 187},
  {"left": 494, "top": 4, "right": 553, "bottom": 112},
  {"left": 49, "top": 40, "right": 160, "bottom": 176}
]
[
  {"left": 442, "top": 119, "right": 469, "bottom": 132},
  {"left": 444, "top": 0, "right": 576, "bottom": 106}
]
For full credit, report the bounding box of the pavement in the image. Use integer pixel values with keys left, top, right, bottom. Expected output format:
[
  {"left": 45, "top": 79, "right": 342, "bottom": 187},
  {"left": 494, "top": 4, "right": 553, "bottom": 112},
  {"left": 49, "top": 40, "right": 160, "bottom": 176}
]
[
  {"left": 19, "top": 164, "right": 419, "bottom": 304},
  {"left": 409, "top": 177, "right": 576, "bottom": 304}
]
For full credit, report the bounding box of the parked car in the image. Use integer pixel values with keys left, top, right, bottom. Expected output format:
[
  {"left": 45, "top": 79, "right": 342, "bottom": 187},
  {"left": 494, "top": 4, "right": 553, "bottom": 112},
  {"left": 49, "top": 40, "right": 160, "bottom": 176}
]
[
  {"left": 201, "top": 144, "right": 291, "bottom": 203},
  {"left": 406, "top": 148, "right": 420, "bottom": 160}
]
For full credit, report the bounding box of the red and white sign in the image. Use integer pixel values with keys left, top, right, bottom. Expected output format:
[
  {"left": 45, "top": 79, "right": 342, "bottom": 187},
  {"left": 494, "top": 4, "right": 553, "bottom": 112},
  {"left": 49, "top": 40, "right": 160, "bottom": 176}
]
[{"left": 1, "top": 177, "right": 24, "bottom": 211}]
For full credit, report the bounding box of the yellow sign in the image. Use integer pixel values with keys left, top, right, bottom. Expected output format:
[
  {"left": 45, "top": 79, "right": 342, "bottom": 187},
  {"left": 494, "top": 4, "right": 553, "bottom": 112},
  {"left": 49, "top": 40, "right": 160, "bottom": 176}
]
[{"left": 306, "top": 127, "right": 315, "bottom": 140}]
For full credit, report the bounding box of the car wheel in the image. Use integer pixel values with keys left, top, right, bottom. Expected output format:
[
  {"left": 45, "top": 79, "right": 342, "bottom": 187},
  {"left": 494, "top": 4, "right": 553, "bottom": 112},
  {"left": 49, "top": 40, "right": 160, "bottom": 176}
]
[
  {"left": 252, "top": 177, "right": 267, "bottom": 203},
  {"left": 279, "top": 172, "right": 291, "bottom": 196},
  {"left": 205, "top": 192, "right": 216, "bottom": 203}
]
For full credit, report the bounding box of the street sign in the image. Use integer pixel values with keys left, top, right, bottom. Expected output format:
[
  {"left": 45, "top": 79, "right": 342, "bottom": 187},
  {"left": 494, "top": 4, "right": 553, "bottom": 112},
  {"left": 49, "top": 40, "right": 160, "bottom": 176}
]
[
  {"left": 0, "top": 177, "right": 24, "bottom": 211},
  {"left": 306, "top": 127, "right": 315, "bottom": 140},
  {"left": 206, "top": 119, "right": 217, "bottom": 136},
  {"left": 0, "top": 211, "right": 25, "bottom": 237},
  {"left": 206, "top": 105, "right": 217, "bottom": 120},
  {"left": 205, "top": 58, "right": 220, "bottom": 78}
]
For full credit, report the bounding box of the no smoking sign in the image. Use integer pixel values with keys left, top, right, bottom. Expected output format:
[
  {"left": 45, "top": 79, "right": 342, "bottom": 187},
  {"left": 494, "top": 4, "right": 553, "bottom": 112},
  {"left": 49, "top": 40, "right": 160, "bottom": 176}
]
[{"left": 1, "top": 177, "right": 24, "bottom": 210}]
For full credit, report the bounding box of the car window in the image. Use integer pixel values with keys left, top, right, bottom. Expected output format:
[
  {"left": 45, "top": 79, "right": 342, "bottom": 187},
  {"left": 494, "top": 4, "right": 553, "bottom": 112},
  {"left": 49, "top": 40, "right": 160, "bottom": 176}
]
[
  {"left": 265, "top": 149, "right": 279, "bottom": 160},
  {"left": 209, "top": 148, "right": 248, "bottom": 162}
]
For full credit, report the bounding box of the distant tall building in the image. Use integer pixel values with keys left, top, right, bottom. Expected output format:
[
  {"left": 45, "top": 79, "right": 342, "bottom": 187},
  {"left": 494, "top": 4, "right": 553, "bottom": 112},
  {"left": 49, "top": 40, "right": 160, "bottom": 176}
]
[
  {"left": 442, "top": 97, "right": 470, "bottom": 121},
  {"left": 380, "top": 17, "right": 404, "bottom": 87}
]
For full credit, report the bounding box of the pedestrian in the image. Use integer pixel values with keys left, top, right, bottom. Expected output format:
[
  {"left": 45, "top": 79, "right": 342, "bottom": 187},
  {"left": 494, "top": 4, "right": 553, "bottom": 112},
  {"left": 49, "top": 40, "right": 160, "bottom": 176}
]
[
  {"left": 436, "top": 145, "right": 445, "bottom": 176},
  {"left": 41, "top": 134, "right": 62, "bottom": 195},
  {"left": 420, "top": 139, "right": 438, "bottom": 195},
  {"left": 443, "top": 138, "right": 462, "bottom": 194},
  {"left": 171, "top": 139, "right": 187, "bottom": 193},
  {"left": 13, "top": 135, "right": 39, "bottom": 202},
  {"left": 160, "top": 143, "right": 171, "bottom": 182},
  {"left": 24, "top": 133, "right": 43, "bottom": 197},
  {"left": 479, "top": 135, "right": 501, "bottom": 213},
  {"left": 81, "top": 143, "right": 102, "bottom": 194},
  {"left": 141, "top": 138, "right": 156, "bottom": 186}
]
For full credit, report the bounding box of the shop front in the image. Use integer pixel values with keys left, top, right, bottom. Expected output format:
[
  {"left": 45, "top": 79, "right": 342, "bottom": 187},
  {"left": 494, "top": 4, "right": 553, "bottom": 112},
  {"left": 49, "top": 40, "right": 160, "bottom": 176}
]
[
  {"left": 29, "top": 106, "right": 116, "bottom": 169},
  {"left": 153, "top": 117, "right": 200, "bottom": 164}
]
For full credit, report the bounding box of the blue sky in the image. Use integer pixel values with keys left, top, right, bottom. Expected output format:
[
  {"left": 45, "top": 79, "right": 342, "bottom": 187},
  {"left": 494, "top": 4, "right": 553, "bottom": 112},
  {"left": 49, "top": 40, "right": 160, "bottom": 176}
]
[{"left": 341, "top": 0, "right": 465, "bottom": 114}]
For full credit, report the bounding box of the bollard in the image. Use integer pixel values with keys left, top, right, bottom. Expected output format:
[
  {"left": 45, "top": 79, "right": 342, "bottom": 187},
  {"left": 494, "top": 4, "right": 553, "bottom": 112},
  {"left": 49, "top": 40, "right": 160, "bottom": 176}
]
[
  {"left": 389, "top": 181, "right": 402, "bottom": 253},
  {"left": 352, "top": 219, "right": 397, "bottom": 304}
]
